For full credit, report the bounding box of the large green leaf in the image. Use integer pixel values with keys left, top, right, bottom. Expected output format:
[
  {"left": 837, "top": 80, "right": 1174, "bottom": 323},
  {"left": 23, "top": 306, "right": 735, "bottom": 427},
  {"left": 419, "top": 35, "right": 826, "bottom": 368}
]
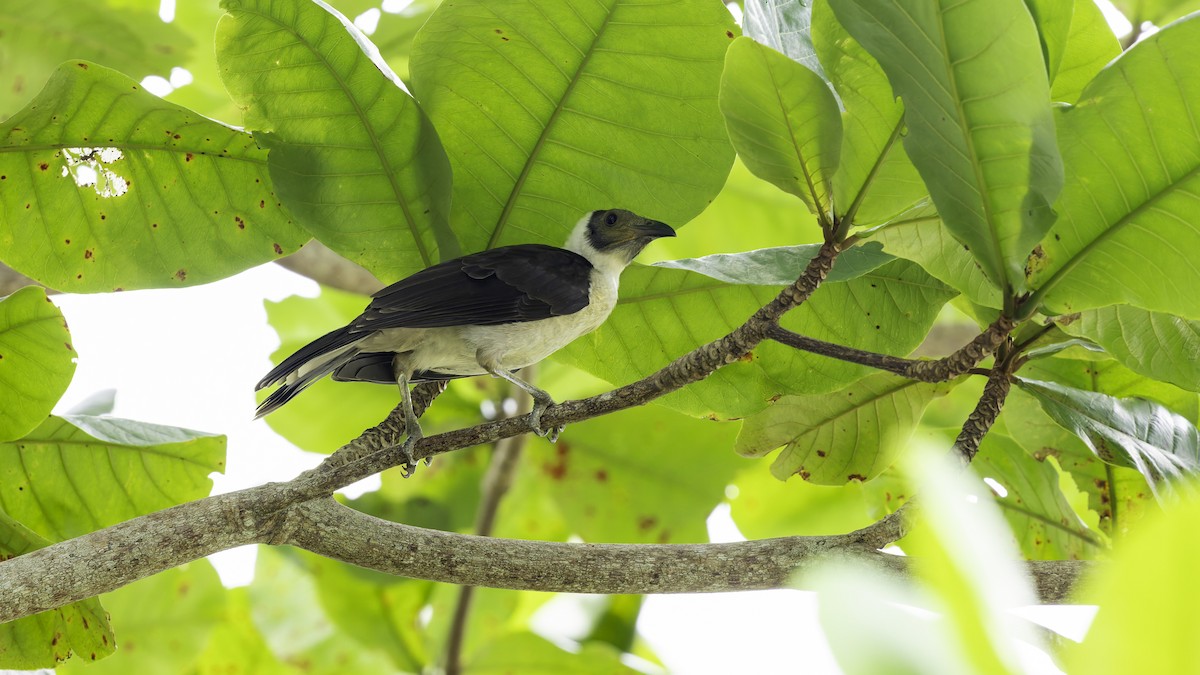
[
  {"left": 1110, "top": 0, "right": 1200, "bottom": 24},
  {"left": 1023, "top": 0, "right": 1073, "bottom": 84},
  {"left": 737, "top": 372, "right": 954, "bottom": 484},
  {"left": 1049, "top": 0, "right": 1120, "bottom": 105},
  {"left": 192, "top": 588, "right": 294, "bottom": 675},
  {"left": 728, "top": 461, "right": 874, "bottom": 538},
  {"left": 0, "top": 1, "right": 192, "bottom": 120},
  {"left": 827, "top": 0, "right": 1062, "bottom": 297},
  {"left": 58, "top": 562, "right": 226, "bottom": 675},
  {"left": 217, "top": 0, "right": 456, "bottom": 279},
  {"left": 0, "top": 414, "right": 225, "bottom": 540},
  {"left": 742, "top": 0, "right": 824, "bottom": 75},
  {"left": 811, "top": 0, "right": 926, "bottom": 229},
  {"left": 0, "top": 286, "right": 75, "bottom": 441},
  {"left": 0, "top": 510, "right": 115, "bottom": 669},
  {"left": 1029, "top": 16, "right": 1200, "bottom": 318},
  {"left": 864, "top": 212, "right": 1002, "bottom": 308},
  {"left": 1016, "top": 378, "right": 1200, "bottom": 494},
  {"left": 409, "top": 0, "right": 736, "bottom": 250},
  {"left": 720, "top": 37, "right": 842, "bottom": 219},
  {"left": 0, "top": 61, "right": 306, "bottom": 292},
  {"left": 973, "top": 432, "right": 1101, "bottom": 560},
  {"left": 527, "top": 405, "right": 742, "bottom": 543},
  {"left": 249, "top": 547, "right": 405, "bottom": 674},
  {"left": 1070, "top": 489, "right": 1200, "bottom": 674},
  {"left": 557, "top": 257, "right": 956, "bottom": 419},
  {"left": 1061, "top": 305, "right": 1200, "bottom": 393}
]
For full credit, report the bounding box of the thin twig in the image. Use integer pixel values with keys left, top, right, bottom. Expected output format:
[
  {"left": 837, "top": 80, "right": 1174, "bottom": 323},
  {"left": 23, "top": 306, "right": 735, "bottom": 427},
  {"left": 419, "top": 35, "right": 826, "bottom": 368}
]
[{"left": 767, "top": 315, "right": 1015, "bottom": 383}]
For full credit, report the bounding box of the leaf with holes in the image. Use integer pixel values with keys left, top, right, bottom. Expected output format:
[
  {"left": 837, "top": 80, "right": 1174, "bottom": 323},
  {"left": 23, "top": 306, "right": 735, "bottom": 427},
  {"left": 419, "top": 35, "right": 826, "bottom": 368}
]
[
  {"left": 528, "top": 405, "right": 742, "bottom": 543},
  {"left": 0, "top": 510, "right": 115, "bottom": 668},
  {"left": 828, "top": 0, "right": 1062, "bottom": 296},
  {"left": 0, "top": 415, "right": 225, "bottom": 541},
  {"left": 973, "top": 432, "right": 1102, "bottom": 560},
  {"left": 1030, "top": 16, "right": 1200, "bottom": 318},
  {"left": 720, "top": 37, "right": 842, "bottom": 219},
  {"left": 557, "top": 256, "right": 955, "bottom": 419},
  {"left": 811, "top": 0, "right": 926, "bottom": 229},
  {"left": 736, "top": 372, "right": 954, "bottom": 484},
  {"left": 1016, "top": 378, "right": 1200, "bottom": 495},
  {"left": 409, "top": 0, "right": 736, "bottom": 250},
  {"left": 0, "top": 61, "right": 306, "bottom": 292},
  {"left": 0, "top": 287, "right": 76, "bottom": 442},
  {"left": 217, "top": 0, "right": 456, "bottom": 278},
  {"left": 1060, "top": 305, "right": 1200, "bottom": 393},
  {"left": 0, "top": 1, "right": 192, "bottom": 120}
]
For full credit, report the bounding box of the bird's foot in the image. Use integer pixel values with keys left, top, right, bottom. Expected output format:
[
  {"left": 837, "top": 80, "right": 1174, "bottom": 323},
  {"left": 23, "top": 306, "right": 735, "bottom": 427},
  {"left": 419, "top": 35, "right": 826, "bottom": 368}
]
[
  {"left": 528, "top": 398, "right": 564, "bottom": 443},
  {"left": 398, "top": 426, "right": 423, "bottom": 478}
]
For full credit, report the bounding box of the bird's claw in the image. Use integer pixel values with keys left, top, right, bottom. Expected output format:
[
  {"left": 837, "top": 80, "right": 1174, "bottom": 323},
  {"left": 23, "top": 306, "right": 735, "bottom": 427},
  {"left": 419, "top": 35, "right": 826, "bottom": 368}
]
[
  {"left": 528, "top": 400, "right": 564, "bottom": 443},
  {"left": 398, "top": 427, "right": 423, "bottom": 478}
]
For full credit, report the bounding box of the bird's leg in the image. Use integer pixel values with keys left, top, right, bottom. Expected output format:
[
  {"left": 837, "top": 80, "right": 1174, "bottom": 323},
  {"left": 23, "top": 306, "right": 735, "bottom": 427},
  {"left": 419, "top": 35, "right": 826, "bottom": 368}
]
[
  {"left": 481, "top": 363, "right": 563, "bottom": 442},
  {"left": 393, "top": 358, "right": 423, "bottom": 477}
]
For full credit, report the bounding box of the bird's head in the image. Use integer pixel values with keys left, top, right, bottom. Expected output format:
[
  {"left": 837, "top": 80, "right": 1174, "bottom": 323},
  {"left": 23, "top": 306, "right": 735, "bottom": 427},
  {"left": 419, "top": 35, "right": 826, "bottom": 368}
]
[{"left": 566, "top": 209, "right": 676, "bottom": 267}]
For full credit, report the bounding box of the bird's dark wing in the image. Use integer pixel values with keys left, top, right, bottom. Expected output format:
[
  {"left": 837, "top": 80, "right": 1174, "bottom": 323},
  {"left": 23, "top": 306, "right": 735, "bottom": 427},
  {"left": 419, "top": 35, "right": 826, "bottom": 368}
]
[{"left": 352, "top": 244, "right": 594, "bottom": 331}]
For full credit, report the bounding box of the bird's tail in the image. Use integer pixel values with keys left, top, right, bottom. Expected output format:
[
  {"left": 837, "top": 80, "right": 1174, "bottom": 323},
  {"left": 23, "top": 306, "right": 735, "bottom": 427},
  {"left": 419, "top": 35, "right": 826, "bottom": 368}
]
[{"left": 254, "top": 326, "right": 361, "bottom": 419}]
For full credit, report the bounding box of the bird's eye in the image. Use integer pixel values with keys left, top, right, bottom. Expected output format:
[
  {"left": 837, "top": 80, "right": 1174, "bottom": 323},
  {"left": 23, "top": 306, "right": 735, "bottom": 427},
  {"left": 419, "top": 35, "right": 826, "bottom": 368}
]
[{"left": 605, "top": 212, "right": 618, "bottom": 226}]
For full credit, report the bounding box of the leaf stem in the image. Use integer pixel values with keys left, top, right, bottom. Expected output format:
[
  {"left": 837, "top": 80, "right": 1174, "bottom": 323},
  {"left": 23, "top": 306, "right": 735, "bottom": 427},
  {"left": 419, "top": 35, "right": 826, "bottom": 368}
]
[{"left": 838, "top": 118, "right": 905, "bottom": 236}]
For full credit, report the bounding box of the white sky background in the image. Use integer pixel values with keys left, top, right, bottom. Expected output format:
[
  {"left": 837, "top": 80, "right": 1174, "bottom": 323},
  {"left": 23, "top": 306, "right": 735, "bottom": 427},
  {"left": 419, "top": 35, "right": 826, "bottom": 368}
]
[{"left": 41, "top": 0, "right": 1141, "bottom": 672}]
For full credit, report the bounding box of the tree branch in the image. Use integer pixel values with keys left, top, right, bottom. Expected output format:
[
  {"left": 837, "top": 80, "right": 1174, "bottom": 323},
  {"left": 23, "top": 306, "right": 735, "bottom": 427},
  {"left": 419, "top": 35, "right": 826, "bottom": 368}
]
[{"left": 767, "top": 315, "right": 1015, "bottom": 383}]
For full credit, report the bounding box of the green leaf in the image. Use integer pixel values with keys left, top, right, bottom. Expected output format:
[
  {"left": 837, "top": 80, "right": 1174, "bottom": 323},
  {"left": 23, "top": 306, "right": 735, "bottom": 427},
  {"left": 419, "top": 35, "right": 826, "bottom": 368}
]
[
  {"left": 217, "top": 0, "right": 456, "bottom": 279},
  {"left": 1049, "top": 0, "right": 1121, "bottom": 105},
  {"left": 0, "top": 1, "right": 192, "bottom": 120},
  {"left": 1016, "top": 378, "right": 1200, "bottom": 494},
  {"left": 409, "top": 0, "right": 736, "bottom": 250},
  {"left": 827, "top": 0, "right": 1062, "bottom": 296},
  {"left": 973, "top": 432, "right": 1102, "bottom": 560},
  {"left": 192, "top": 588, "right": 294, "bottom": 675},
  {"left": 737, "top": 372, "right": 954, "bottom": 484},
  {"left": 650, "top": 241, "right": 893, "bottom": 285},
  {"left": 0, "top": 286, "right": 75, "bottom": 441},
  {"left": 527, "top": 405, "right": 742, "bottom": 543},
  {"left": 864, "top": 211, "right": 1002, "bottom": 308},
  {"left": 720, "top": 37, "right": 842, "bottom": 219},
  {"left": 557, "top": 257, "right": 956, "bottom": 419},
  {"left": 811, "top": 0, "right": 927, "bottom": 229},
  {"left": 0, "top": 414, "right": 225, "bottom": 540},
  {"left": 1110, "top": 0, "right": 1200, "bottom": 24},
  {"left": 465, "top": 632, "right": 638, "bottom": 675},
  {"left": 0, "top": 61, "right": 306, "bottom": 292},
  {"left": 1019, "top": 355, "right": 1199, "bottom": 420},
  {"left": 1030, "top": 16, "right": 1200, "bottom": 318},
  {"left": 58, "top": 562, "right": 226, "bottom": 675},
  {"left": 1003, "top": 374, "right": 1158, "bottom": 538},
  {"left": 1061, "top": 305, "right": 1200, "bottom": 393},
  {"left": 1069, "top": 488, "right": 1200, "bottom": 674},
  {"left": 0, "top": 510, "right": 115, "bottom": 669},
  {"left": 248, "top": 547, "right": 404, "bottom": 674},
  {"left": 1023, "top": 0, "right": 1073, "bottom": 83},
  {"left": 743, "top": 0, "right": 824, "bottom": 75},
  {"left": 728, "top": 461, "right": 874, "bottom": 538}
]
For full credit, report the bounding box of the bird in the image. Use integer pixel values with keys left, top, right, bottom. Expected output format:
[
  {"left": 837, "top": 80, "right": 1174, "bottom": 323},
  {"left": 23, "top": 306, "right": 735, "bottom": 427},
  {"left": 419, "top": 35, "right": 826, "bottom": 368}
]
[{"left": 255, "top": 208, "right": 675, "bottom": 467}]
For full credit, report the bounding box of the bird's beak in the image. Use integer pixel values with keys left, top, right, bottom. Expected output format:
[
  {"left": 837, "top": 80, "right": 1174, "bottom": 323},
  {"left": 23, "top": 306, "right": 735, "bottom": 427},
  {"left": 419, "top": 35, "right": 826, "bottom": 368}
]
[{"left": 633, "top": 219, "right": 676, "bottom": 240}]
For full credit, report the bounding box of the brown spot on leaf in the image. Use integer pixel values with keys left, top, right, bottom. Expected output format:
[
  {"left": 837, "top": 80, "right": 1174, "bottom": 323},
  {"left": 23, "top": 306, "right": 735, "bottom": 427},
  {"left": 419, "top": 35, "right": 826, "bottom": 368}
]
[
  {"left": 595, "top": 469, "right": 608, "bottom": 482},
  {"left": 738, "top": 351, "right": 754, "bottom": 363},
  {"left": 151, "top": 222, "right": 158, "bottom": 228},
  {"left": 175, "top": 269, "right": 187, "bottom": 280},
  {"left": 235, "top": 216, "right": 245, "bottom": 230},
  {"left": 726, "top": 30, "right": 735, "bottom": 38},
  {"left": 638, "top": 515, "right": 658, "bottom": 531},
  {"left": 77, "top": 62, "right": 89, "bottom": 69},
  {"left": 84, "top": 249, "right": 93, "bottom": 259},
  {"left": 173, "top": 134, "right": 181, "bottom": 139},
  {"left": 543, "top": 442, "right": 569, "bottom": 479},
  {"left": 847, "top": 474, "right": 867, "bottom": 482},
  {"left": 799, "top": 469, "right": 810, "bottom": 480},
  {"left": 273, "top": 242, "right": 283, "bottom": 255},
  {"left": 64, "top": 239, "right": 70, "bottom": 245},
  {"left": 82, "top": 617, "right": 89, "bottom": 629},
  {"left": 65, "top": 342, "right": 73, "bottom": 351},
  {"left": 39, "top": 163, "right": 48, "bottom": 171},
  {"left": 185, "top": 152, "right": 193, "bottom": 162},
  {"left": 816, "top": 450, "right": 826, "bottom": 457},
  {"left": 259, "top": 199, "right": 266, "bottom": 208}
]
